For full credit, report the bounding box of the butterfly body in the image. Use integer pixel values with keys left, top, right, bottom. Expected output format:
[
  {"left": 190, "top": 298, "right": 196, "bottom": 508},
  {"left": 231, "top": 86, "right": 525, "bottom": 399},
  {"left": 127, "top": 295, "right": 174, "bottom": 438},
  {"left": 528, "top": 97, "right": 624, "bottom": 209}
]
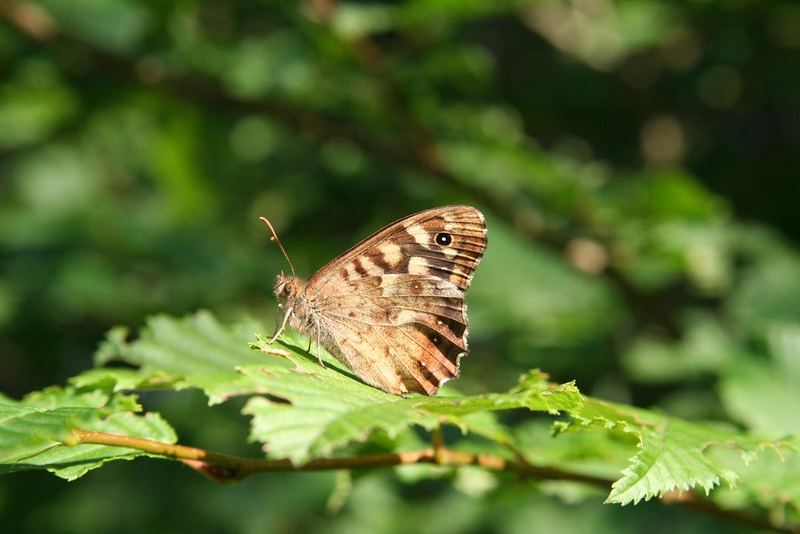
[{"left": 272, "top": 206, "right": 487, "bottom": 396}]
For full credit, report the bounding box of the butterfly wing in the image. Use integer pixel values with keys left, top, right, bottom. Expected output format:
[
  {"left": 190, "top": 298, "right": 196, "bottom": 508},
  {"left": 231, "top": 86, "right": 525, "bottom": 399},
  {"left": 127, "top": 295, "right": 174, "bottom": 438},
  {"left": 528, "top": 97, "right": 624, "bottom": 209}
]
[{"left": 304, "top": 206, "right": 486, "bottom": 395}]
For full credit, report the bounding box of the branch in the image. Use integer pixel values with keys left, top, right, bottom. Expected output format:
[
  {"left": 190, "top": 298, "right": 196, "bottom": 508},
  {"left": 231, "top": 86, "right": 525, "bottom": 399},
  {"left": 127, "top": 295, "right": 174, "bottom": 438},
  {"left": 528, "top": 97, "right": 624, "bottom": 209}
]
[
  {"left": 72, "top": 429, "right": 797, "bottom": 534},
  {"left": 71, "top": 429, "right": 607, "bottom": 486}
]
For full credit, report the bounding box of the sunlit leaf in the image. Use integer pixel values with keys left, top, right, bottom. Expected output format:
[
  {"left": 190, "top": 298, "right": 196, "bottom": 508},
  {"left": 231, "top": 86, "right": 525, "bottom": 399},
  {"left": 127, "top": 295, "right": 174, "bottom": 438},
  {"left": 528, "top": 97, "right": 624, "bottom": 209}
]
[
  {"left": 89, "top": 311, "right": 582, "bottom": 463},
  {"left": 0, "top": 387, "right": 176, "bottom": 480},
  {"left": 560, "top": 399, "right": 798, "bottom": 505}
]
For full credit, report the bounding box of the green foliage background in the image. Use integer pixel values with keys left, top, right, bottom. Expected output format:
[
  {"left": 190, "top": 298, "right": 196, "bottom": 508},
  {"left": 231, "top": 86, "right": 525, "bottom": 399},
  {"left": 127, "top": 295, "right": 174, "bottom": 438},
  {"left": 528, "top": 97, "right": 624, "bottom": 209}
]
[{"left": 1, "top": 1, "right": 800, "bottom": 532}]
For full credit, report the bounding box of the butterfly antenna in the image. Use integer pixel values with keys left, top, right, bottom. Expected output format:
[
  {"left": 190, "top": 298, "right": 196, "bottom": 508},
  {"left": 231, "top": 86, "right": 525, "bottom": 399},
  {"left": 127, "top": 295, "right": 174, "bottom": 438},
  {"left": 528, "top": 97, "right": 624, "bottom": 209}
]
[{"left": 259, "top": 216, "right": 296, "bottom": 278}]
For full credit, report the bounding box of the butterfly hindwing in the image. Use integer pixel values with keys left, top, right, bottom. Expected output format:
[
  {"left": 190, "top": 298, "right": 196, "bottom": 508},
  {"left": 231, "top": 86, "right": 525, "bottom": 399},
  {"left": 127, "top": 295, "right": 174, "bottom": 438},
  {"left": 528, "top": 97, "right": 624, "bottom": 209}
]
[{"left": 302, "top": 206, "right": 487, "bottom": 395}]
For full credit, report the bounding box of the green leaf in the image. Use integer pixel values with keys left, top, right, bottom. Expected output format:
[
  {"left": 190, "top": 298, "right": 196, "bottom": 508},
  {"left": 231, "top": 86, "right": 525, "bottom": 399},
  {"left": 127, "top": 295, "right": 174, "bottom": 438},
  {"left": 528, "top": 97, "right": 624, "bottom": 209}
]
[
  {"left": 0, "top": 65, "right": 77, "bottom": 149},
  {"left": 1, "top": 404, "right": 96, "bottom": 465},
  {"left": 37, "top": 0, "right": 150, "bottom": 53},
  {"left": 42, "top": 412, "right": 176, "bottom": 481},
  {"left": 242, "top": 360, "right": 582, "bottom": 463},
  {"left": 514, "top": 420, "right": 635, "bottom": 482},
  {"left": 84, "top": 310, "right": 798, "bottom": 505},
  {"left": 0, "top": 387, "right": 176, "bottom": 480},
  {"left": 719, "top": 322, "right": 800, "bottom": 436},
  {"left": 721, "top": 358, "right": 800, "bottom": 436},
  {"left": 561, "top": 399, "right": 798, "bottom": 505},
  {"left": 93, "top": 311, "right": 582, "bottom": 463},
  {"left": 729, "top": 253, "right": 800, "bottom": 333},
  {"left": 623, "top": 313, "right": 737, "bottom": 383},
  {"left": 91, "top": 311, "right": 271, "bottom": 404},
  {"left": 469, "top": 221, "right": 623, "bottom": 343},
  {"left": 712, "top": 446, "right": 800, "bottom": 519}
]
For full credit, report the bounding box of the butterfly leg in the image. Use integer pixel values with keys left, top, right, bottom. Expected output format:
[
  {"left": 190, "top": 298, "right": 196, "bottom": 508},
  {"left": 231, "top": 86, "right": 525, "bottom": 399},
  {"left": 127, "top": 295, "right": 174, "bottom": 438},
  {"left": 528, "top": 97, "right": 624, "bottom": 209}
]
[
  {"left": 304, "top": 338, "right": 321, "bottom": 366},
  {"left": 307, "top": 321, "right": 325, "bottom": 369},
  {"left": 267, "top": 306, "right": 293, "bottom": 344}
]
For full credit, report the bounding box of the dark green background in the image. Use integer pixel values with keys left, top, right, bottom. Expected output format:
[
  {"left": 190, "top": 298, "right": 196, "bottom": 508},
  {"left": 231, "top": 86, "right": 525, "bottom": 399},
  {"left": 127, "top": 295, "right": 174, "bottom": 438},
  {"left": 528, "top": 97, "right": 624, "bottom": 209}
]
[{"left": 1, "top": 1, "right": 799, "bottom": 532}]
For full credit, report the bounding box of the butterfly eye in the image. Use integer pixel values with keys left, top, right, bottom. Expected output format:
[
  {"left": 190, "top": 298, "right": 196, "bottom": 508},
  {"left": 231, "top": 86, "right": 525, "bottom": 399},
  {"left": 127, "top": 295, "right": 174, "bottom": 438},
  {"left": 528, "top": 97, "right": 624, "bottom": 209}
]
[{"left": 435, "top": 232, "right": 452, "bottom": 246}]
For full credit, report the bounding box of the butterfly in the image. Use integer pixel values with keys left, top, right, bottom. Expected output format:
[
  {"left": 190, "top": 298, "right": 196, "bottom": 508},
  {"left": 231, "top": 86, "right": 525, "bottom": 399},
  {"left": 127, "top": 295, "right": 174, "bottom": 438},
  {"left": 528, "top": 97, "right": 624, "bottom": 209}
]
[{"left": 262, "top": 206, "right": 487, "bottom": 396}]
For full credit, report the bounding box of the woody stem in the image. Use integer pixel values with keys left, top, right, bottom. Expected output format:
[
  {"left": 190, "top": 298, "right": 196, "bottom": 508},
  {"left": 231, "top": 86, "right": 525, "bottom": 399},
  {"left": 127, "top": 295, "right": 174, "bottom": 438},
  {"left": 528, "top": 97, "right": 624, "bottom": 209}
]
[{"left": 68, "top": 429, "right": 795, "bottom": 533}]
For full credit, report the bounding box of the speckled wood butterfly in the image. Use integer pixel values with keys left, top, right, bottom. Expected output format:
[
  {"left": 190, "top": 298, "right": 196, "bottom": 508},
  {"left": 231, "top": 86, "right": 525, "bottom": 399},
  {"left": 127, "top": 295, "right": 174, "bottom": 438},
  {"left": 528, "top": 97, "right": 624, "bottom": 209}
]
[{"left": 262, "top": 206, "right": 487, "bottom": 396}]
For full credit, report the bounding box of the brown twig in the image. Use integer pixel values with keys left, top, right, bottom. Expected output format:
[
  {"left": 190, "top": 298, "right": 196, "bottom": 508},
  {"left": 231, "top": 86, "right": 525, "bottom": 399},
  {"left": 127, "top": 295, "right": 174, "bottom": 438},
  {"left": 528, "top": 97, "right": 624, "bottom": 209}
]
[
  {"left": 70, "top": 429, "right": 797, "bottom": 533},
  {"left": 72, "top": 428, "right": 608, "bottom": 486}
]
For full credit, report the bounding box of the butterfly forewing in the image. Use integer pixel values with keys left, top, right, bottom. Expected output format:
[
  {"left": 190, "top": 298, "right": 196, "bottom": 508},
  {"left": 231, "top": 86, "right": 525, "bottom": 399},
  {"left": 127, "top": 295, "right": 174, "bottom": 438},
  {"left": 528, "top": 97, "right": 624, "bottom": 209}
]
[{"left": 292, "top": 206, "right": 487, "bottom": 395}]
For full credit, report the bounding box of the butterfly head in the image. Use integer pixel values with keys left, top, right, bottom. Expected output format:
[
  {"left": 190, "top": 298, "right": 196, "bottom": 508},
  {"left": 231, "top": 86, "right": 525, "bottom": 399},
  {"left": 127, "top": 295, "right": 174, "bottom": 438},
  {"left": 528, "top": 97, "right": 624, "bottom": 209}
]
[
  {"left": 274, "top": 271, "right": 303, "bottom": 303},
  {"left": 260, "top": 216, "right": 302, "bottom": 303}
]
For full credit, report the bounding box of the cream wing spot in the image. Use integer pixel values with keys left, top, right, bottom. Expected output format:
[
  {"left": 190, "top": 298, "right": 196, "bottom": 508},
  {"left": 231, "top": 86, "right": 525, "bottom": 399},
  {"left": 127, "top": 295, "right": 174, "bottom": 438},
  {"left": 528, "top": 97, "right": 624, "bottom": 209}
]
[
  {"left": 379, "top": 242, "right": 403, "bottom": 268},
  {"left": 409, "top": 230, "right": 430, "bottom": 246},
  {"left": 359, "top": 256, "right": 383, "bottom": 276},
  {"left": 408, "top": 256, "right": 429, "bottom": 275}
]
